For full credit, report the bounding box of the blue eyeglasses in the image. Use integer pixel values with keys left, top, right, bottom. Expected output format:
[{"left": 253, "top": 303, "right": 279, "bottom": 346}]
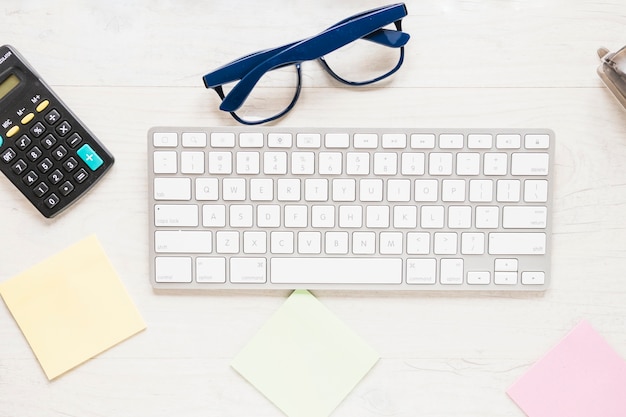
[{"left": 202, "top": 3, "right": 410, "bottom": 125}]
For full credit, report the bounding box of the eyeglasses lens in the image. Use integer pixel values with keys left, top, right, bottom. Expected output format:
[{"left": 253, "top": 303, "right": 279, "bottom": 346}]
[
  {"left": 321, "top": 27, "right": 404, "bottom": 84},
  {"left": 221, "top": 65, "right": 300, "bottom": 124}
]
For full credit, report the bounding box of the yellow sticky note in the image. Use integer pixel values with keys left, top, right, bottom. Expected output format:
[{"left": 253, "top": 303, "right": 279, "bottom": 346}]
[
  {"left": 0, "top": 235, "right": 146, "bottom": 380},
  {"left": 232, "top": 290, "right": 379, "bottom": 417}
]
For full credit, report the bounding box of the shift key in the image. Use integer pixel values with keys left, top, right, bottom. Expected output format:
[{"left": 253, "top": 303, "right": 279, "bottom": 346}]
[{"left": 488, "top": 233, "right": 546, "bottom": 255}]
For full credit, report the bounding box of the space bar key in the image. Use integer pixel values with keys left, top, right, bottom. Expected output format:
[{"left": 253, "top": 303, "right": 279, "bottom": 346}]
[{"left": 270, "top": 257, "right": 403, "bottom": 284}]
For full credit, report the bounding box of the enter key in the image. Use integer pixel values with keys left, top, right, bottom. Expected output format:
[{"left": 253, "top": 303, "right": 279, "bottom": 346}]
[{"left": 502, "top": 206, "right": 547, "bottom": 229}]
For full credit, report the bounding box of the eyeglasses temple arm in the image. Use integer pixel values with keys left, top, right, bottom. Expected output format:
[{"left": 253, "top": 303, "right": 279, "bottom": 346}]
[
  {"left": 203, "top": 43, "right": 298, "bottom": 88},
  {"left": 364, "top": 28, "right": 409, "bottom": 47}
]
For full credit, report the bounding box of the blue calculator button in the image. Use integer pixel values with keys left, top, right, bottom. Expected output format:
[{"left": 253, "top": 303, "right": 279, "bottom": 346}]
[
  {"left": 0, "top": 135, "right": 3, "bottom": 147},
  {"left": 77, "top": 144, "right": 104, "bottom": 171}
]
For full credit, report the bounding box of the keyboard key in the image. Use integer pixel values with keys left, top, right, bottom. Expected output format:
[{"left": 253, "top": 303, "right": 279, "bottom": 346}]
[
  {"left": 196, "top": 257, "right": 226, "bottom": 283},
  {"left": 155, "top": 257, "right": 192, "bottom": 283},
  {"left": 484, "top": 153, "right": 508, "bottom": 175},
  {"left": 524, "top": 179, "right": 549, "bottom": 202},
  {"left": 270, "top": 258, "right": 402, "bottom": 284},
  {"left": 406, "top": 259, "right": 436, "bottom": 284},
  {"left": 155, "top": 231, "right": 212, "bottom": 253},
  {"left": 264, "top": 151, "right": 287, "bottom": 174},
  {"left": 354, "top": 133, "right": 378, "bottom": 148},
  {"left": 181, "top": 151, "right": 205, "bottom": 174},
  {"left": 243, "top": 231, "right": 267, "bottom": 254},
  {"left": 502, "top": 206, "right": 548, "bottom": 229},
  {"left": 525, "top": 134, "right": 550, "bottom": 149},
  {"left": 411, "top": 133, "right": 435, "bottom": 149},
  {"left": 495, "top": 271, "right": 518, "bottom": 285},
  {"left": 374, "top": 152, "right": 398, "bottom": 175},
  {"left": 488, "top": 233, "right": 547, "bottom": 255},
  {"left": 153, "top": 132, "right": 178, "bottom": 147},
  {"left": 325, "top": 133, "right": 350, "bottom": 148},
  {"left": 439, "top": 134, "right": 464, "bottom": 149},
  {"left": 298, "top": 231, "right": 322, "bottom": 254},
  {"left": 467, "top": 271, "right": 490, "bottom": 285},
  {"left": 238, "top": 132, "right": 263, "bottom": 148},
  {"left": 153, "top": 151, "right": 177, "bottom": 174},
  {"left": 429, "top": 153, "right": 453, "bottom": 175},
  {"left": 216, "top": 231, "right": 239, "bottom": 254},
  {"left": 496, "top": 134, "right": 521, "bottom": 149},
  {"left": 511, "top": 153, "right": 550, "bottom": 175},
  {"left": 196, "top": 178, "right": 219, "bottom": 201},
  {"left": 230, "top": 257, "right": 267, "bottom": 283},
  {"left": 267, "top": 133, "right": 292, "bottom": 148},
  {"left": 440, "top": 258, "right": 464, "bottom": 284},
  {"left": 154, "top": 178, "right": 191, "bottom": 200},
  {"left": 208, "top": 151, "right": 232, "bottom": 174},
  {"left": 296, "top": 133, "right": 321, "bottom": 148},
  {"left": 182, "top": 132, "right": 207, "bottom": 147},
  {"left": 154, "top": 204, "right": 198, "bottom": 227},
  {"left": 468, "top": 134, "right": 493, "bottom": 149},
  {"left": 211, "top": 132, "right": 236, "bottom": 147},
  {"left": 382, "top": 133, "right": 406, "bottom": 148},
  {"left": 522, "top": 271, "right": 545, "bottom": 285}
]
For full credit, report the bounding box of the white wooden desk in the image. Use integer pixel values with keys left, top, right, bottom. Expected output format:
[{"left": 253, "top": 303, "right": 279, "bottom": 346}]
[{"left": 2, "top": 1, "right": 626, "bottom": 416}]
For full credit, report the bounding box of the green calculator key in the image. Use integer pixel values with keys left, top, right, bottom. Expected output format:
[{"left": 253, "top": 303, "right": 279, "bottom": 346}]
[{"left": 77, "top": 144, "right": 104, "bottom": 171}]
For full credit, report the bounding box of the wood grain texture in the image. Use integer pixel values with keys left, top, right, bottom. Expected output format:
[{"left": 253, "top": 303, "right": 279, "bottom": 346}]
[{"left": 1, "top": 1, "right": 626, "bottom": 416}]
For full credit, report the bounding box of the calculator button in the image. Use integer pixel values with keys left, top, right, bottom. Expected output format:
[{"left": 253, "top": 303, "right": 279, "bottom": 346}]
[
  {"left": 16, "top": 135, "right": 31, "bottom": 150},
  {"left": 23, "top": 170, "right": 38, "bottom": 186},
  {"left": 56, "top": 121, "right": 71, "bottom": 136},
  {"left": 30, "top": 122, "right": 45, "bottom": 137},
  {"left": 6, "top": 125, "right": 19, "bottom": 138},
  {"left": 26, "top": 146, "right": 43, "bottom": 162},
  {"left": 33, "top": 182, "right": 49, "bottom": 197},
  {"left": 48, "top": 169, "right": 64, "bottom": 184},
  {"left": 44, "top": 193, "right": 60, "bottom": 209},
  {"left": 44, "top": 109, "right": 60, "bottom": 125},
  {"left": 36, "top": 99, "right": 50, "bottom": 112},
  {"left": 2, "top": 148, "right": 17, "bottom": 163},
  {"left": 12, "top": 159, "right": 27, "bottom": 175},
  {"left": 21, "top": 113, "right": 35, "bottom": 124},
  {"left": 74, "top": 168, "right": 89, "bottom": 183},
  {"left": 37, "top": 158, "right": 53, "bottom": 173},
  {"left": 63, "top": 157, "right": 78, "bottom": 172},
  {"left": 67, "top": 133, "right": 83, "bottom": 148},
  {"left": 0, "top": 134, "right": 3, "bottom": 147},
  {"left": 59, "top": 181, "right": 75, "bottom": 196},
  {"left": 77, "top": 144, "right": 104, "bottom": 171},
  {"left": 41, "top": 134, "right": 57, "bottom": 149},
  {"left": 52, "top": 145, "right": 67, "bottom": 160}
]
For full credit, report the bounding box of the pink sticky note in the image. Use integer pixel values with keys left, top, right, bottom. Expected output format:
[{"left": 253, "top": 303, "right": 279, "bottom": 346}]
[{"left": 507, "top": 320, "right": 626, "bottom": 417}]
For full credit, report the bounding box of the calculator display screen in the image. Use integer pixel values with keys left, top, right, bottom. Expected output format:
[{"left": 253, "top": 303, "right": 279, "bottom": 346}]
[{"left": 0, "top": 73, "right": 20, "bottom": 100}]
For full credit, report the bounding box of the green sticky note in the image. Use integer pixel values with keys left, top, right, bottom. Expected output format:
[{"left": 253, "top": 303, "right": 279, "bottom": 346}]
[{"left": 232, "top": 290, "right": 379, "bottom": 417}]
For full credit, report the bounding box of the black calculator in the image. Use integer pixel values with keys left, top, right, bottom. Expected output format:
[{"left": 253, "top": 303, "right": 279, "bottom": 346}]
[{"left": 0, "top": 44, "right": 114, "bottom": 218}]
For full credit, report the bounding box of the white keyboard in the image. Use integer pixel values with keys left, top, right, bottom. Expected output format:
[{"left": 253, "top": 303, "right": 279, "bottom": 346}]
[{"left": 148, "top": 127, "right": 554, "bottom": 291}]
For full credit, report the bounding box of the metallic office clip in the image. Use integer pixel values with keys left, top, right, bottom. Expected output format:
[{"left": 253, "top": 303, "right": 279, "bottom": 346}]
[{"left": 597, "top": 46, "right": 626, "bottom": 109}]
